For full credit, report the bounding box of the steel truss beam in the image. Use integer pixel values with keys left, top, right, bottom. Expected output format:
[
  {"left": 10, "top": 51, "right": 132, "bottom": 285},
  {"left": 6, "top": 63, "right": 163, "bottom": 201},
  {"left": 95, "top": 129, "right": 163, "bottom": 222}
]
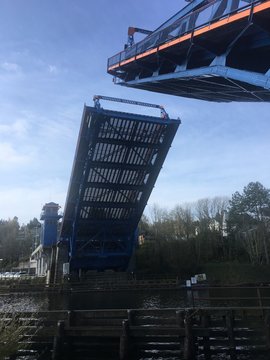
[
  {"left": 124, "top": 65, "right": 270, "bottom": 89},
  {"left": 120, "top": 65, "right": 270, "bottom": 102}
]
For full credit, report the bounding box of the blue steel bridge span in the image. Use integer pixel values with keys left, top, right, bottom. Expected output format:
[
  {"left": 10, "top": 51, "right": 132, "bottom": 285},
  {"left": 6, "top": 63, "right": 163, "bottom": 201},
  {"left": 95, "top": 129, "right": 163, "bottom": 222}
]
[
  {"left": 58, "top": 99, "right": 180, "bottom": 273},
  {"left": 108, "top": 0, "right": 270, "bottom": 102}
]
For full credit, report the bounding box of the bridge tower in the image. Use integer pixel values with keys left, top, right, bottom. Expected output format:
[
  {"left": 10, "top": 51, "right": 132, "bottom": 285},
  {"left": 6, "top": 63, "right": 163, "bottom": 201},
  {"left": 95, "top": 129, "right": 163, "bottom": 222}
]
[
  {"left": 31, "top": 202, "right": 62, "bottom": 278},
  {"left": 40, "top": 202, "right": 62, "bottom": 247}
]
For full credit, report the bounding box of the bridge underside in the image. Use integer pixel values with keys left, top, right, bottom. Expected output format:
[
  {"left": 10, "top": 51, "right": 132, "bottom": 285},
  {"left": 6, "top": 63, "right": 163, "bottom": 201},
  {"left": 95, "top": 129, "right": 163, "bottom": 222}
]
[
  {"left": 108, "top": 0, "right": 270, "bottom": 102},
  {"left": 120, "top": 65, "right": 270, "bottom": 102},
  {"left": 60, "top": 106, "right": 179, "bottom": 272}
]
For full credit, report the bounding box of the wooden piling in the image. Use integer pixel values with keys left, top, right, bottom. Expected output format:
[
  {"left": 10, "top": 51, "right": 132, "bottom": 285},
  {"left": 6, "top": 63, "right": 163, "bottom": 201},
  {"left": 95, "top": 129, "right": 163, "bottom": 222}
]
[
  {"left": 67, "top": 310, "right": 75, "bottom": 326},
  {"left": 127, "top": 309, "right": 134, "bottom": 325},
  {"left": 52, "top": 320, "right": 65, "bottom": 360},
  {"left": 226, "top": 309, "right": 236, "bottom": 360},
  {"left": 183, "top": 310, "right": 195, "bottom": 360},
  {"left": 201, "top": 310, "right": 211, "bottom": 360},
  {"left": 120, "top": 319, "right": 130, "bottom": 360},
  {"left": 257, "top": 287, "right": 263, "bottom": 308},
  {"left": 176, "top": 309, "right": 184, "bottom": 327},
  {"left": 264, "top": 310, "right": 270, "bottom": 349}
]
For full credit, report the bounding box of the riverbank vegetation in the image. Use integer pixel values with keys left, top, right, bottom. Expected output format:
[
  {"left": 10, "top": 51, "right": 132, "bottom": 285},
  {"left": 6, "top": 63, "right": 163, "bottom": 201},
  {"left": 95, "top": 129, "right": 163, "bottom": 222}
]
[
  {"left": 136, "top": 182, "right": 270, "bottom": 284},
  {"left": 0, "top": 310, "right": 40, "bottom": 360},
  {"left": 0, "top": 181, "right": 269, "bottom": 285},
  {"left": 0, "top": 313, "right": 23, "bottom": 359},
  {"left": 0, "top": 297, "right": 41, "bottom": 359}
]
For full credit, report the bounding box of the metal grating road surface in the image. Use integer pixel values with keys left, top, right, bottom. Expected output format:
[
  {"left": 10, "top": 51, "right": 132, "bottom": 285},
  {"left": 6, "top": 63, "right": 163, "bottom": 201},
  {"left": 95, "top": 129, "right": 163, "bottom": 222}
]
[{"left": 60, "top": 105, "right": 180, "bottom": 271}]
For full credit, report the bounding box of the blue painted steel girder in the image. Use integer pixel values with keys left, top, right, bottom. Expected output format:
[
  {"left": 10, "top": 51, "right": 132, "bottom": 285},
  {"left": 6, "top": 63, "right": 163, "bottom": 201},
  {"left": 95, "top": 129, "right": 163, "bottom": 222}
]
[
  {"left": 120, "top": 65, "right": 270, "bottom": 102},
  {"left": 60, "top": 105, "right": 180, "bottom": 271}
]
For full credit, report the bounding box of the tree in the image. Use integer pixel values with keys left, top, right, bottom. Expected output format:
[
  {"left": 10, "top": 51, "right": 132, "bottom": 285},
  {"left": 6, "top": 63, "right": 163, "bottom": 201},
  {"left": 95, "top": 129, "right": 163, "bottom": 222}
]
[
  {"left": 228, "top": 182, "right": 270, "bottom": 264},
  {"left": 147, "top": 204, "right": 175, "bottom": 242},
  {"left": 0, "top": 217, "right": 20, "bottom": 267},
  {"left": 172, "top": 204, "right": 195, "bottom": 241},
  {"left": 193, "top": 197, "right": 229, "bottom": 263},
  {"left": 0, "top": 217, "right": 41, "bottom": 268}
]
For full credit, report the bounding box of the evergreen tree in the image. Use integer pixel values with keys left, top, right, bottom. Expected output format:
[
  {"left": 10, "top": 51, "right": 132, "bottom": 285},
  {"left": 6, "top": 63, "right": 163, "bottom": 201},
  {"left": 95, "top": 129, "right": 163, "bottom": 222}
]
[{"left": 228, "top": 182, "right": 270, "bottom": 264}]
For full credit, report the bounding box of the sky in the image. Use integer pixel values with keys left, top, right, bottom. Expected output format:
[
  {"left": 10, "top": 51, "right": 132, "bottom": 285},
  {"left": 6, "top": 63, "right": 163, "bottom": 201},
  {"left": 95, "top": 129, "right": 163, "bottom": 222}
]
[{"left": 0, "top": 0, "right": 269, "bottom": 225}]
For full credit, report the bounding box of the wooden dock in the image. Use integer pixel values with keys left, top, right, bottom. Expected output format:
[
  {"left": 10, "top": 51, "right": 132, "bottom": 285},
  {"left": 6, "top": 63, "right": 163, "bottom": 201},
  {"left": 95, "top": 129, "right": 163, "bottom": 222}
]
[{"left": 1, "top": 306, "right": 270, "bottom": 359}]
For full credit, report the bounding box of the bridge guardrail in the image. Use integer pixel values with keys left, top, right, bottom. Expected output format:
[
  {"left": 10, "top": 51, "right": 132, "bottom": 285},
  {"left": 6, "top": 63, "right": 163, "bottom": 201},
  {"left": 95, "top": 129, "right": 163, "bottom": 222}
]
[{"left": 108, "top": 0, "right": 262, "bottom": 70}]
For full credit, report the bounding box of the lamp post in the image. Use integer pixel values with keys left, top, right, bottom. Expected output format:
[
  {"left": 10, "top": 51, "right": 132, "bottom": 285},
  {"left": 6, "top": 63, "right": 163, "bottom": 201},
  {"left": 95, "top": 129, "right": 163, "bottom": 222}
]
[{"left": 0, "top": 259, "right": 3, "bottom": 279}]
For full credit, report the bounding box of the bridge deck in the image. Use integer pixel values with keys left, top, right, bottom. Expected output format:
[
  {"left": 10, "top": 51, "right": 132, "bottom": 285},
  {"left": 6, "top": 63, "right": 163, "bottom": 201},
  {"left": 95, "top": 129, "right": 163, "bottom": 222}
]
[
  {"left": 60, "top": 105, "right": 180, "bottom": 271},
  {"left": 108, "top": 0, "right": 270, "bottom": 102}
]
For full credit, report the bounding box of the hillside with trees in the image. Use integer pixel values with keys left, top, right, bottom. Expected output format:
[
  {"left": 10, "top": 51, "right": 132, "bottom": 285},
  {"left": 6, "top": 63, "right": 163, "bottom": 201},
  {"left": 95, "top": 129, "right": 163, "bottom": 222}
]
[
  {"left": 0, "top": 182, "right": 269, "bottom": 283},
  {"left": 136, "top": 182, "right": 270, "bottom": 283},
  {"left": 0, "top": 217, "right": 40, "bottom": 270}
]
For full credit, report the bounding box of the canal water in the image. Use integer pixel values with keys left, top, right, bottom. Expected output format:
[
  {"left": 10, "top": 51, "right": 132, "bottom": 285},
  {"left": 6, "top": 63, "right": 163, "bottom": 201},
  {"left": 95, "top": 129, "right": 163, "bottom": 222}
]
[
  {"left": 1, "top": 286, "right": 270, "bottom": 311},
  {"left": 0, "top": 289, "right": 200, "bottom": 312}
]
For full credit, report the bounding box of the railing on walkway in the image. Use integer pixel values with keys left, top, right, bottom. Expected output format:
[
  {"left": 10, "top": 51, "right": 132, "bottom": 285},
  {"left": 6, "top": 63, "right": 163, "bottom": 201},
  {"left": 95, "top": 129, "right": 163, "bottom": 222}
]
[{"left": 107, "top": 0, "right": 263, "bottom": 69}]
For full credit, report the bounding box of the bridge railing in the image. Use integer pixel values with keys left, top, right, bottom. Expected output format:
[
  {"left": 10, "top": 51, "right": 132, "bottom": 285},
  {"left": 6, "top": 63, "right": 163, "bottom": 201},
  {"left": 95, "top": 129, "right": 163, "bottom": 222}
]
[{"left": 108, "top": 0, "right": 261, "bottom": 70}]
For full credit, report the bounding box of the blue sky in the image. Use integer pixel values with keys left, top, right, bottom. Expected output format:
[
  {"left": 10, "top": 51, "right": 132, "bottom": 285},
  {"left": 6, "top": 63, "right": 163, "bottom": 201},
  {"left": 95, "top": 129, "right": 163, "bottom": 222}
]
[{"left": 0, "top": 0, "right": 269, "bottom": 224}]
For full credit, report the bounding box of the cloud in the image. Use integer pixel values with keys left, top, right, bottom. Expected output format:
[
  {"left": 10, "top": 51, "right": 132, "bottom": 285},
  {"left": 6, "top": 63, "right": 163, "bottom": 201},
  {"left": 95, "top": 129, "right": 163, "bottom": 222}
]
[
  {"left": 48, "top": 65, "right": 58, "bottom": 74},
  {"left": 0, "top": 119, "right": 29, "bottom": 138},
  {"left": 0, "top": 179, "right": 68, "bottom": 225},
  {"left": 1, "top": 62, "right": 21, "bottom": 73},
  {"left": 0, "top": 142, "right": 33, "bottom": 169}
]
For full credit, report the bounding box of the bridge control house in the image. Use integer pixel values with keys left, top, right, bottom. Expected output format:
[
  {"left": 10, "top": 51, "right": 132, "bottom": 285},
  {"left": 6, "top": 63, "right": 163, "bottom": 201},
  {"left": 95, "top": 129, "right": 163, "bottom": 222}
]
[{"left": 30, "top": 202, "right": 62, "bottom": 277}]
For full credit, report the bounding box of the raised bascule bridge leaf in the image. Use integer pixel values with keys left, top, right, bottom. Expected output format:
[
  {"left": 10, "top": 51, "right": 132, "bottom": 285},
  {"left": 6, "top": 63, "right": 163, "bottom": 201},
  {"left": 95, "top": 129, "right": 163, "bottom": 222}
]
[{"left": 57, "top": 97, "right": 180, "bottom": 273}]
